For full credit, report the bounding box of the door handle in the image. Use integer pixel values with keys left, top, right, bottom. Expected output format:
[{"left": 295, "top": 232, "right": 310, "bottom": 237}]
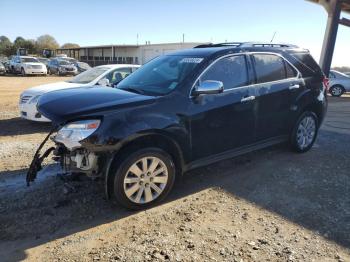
[
  {"left": 289, "top": 84, "right": 300, "bottom": 90},
  {"left": 241, "top": 96, "right": 255, "bottom": 102}
]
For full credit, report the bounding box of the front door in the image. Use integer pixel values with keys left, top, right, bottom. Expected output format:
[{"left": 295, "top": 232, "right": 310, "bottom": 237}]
[{"left": 189, "top": 54, "right": 256, "bottom": 160}]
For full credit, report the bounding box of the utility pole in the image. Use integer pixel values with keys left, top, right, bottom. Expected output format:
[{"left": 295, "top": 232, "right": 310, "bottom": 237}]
[{"left": 182, "top": 33, "right": 185, "bottom": 43}]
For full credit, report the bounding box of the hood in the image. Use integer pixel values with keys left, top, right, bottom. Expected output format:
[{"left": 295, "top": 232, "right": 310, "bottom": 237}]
[
  {"left": 22, "top": 82, "right": 83, "bottom": 96},
  {"left": 37, "top": 87, "right": 155, "bottom": 124},
  {"left": 59, "top": 64, "right": 76, "bottom": 69}
]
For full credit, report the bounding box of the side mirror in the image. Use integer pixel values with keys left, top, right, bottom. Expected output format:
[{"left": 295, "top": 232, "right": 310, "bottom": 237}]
[
  {"left": 192, "top": 80, "right": 224, "bottom": 96},
  {"left": 97, "top": 78, "right": 110, "bottom": 86}
]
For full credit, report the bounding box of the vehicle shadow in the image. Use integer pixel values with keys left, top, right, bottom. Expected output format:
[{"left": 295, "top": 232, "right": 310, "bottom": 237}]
[
  {"left": 0, "top": 117, "right": 52, "bottom": 136},
  {"left": 0, "top": 127, "right": 349, "bottom": 261}
]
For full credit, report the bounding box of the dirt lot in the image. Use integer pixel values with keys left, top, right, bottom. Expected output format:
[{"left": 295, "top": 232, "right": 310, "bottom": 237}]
[{"left": 0, "top": 76, "right": 349, "bottom": 262}]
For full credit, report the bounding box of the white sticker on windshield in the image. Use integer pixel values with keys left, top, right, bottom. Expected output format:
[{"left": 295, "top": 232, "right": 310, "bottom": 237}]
[{"left": 180, "top": 58, "right": 204, "bottom": 64}]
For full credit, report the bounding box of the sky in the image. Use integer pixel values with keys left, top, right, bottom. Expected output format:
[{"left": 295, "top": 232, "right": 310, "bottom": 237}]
[{"left": 0, "top": 0, "right": 349, "bottom": 66}]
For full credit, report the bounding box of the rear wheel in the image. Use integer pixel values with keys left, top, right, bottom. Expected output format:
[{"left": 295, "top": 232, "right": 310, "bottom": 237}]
[
  {"left": 290, "top": 111, "right": 318, "bottom": 153},
  {"left": 110, "top": 147, "right": 176, "bottom": 210},
  {"left": 329, "top": 85, "right": 344, "bottom": 97}
]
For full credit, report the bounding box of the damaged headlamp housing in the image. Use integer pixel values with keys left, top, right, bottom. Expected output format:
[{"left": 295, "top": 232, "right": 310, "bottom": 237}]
[{"left": 54, "top": 119, "right": 100, "bottom": 150}]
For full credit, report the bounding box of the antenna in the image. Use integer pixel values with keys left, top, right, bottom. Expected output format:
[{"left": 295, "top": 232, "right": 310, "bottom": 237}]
[
  {"left": 136, "top": 34, "right": 139, "bottom": 45},
  {"left": 270, "top": 31, "right": 277, "bottom": 43}
]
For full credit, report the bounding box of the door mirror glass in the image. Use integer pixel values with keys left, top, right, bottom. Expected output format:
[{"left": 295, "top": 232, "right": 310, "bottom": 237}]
[
  {"left": 97, "top": 78, "right": 110, "bottom": 86},
  {"left": 193, "top": 80, "right": 224, "bottom": 96}
]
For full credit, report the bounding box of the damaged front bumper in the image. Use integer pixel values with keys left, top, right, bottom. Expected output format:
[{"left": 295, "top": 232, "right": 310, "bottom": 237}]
[{"left": 26, "top": 131, "right": 105, "bottom": 186}]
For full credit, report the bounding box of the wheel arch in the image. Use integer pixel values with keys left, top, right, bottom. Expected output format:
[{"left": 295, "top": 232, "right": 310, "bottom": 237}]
[{"left": 104, "top": 132, "right": 185, "bottom": 199}]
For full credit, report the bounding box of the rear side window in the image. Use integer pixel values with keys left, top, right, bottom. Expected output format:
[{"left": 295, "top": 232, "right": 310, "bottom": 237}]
[
  {"left": 285, "top": 62, "right": 298, "bottom": 78},
  {"left": 200, "top": 55, "right": 248, "bottom": 90},
  {"left": 252, "top": 54, "right": 286, "bottom": 83},
  {"left": 290, "top": 52, "right": 322, "bottom": 77}
]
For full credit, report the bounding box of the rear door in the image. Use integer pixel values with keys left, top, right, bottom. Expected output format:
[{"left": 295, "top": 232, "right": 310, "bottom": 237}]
[{"left": 251, "top": 53, "right": 303, "bottom": 141}]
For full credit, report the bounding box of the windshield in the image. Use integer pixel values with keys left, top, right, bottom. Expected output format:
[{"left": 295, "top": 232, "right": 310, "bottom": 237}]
[
  {"left": 66, "top": 67, "right": 110, "bottom": 84},
  {"left": 77, "top": 62, "right": 91, "bottom": 69},
  {"left": 59, "top": 60, "right": 70, "bottom": 65},
  {"left": 117, "top": 55, "right": 204, "bottom": 95},
  {"left": 21, "top": 57, "right": 39, "bottom": 63}
]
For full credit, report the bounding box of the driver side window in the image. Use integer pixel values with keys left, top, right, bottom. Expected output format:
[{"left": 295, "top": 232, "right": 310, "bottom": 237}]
[
  {"left": 103, "top": 68, "right": 132, "bottom": 86},
  {"left": 199, "top": 55, "right": 248, "bottom": 90}
]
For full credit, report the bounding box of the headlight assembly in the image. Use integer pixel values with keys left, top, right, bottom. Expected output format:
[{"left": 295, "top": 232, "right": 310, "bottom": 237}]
[
  {"left": 54, "top": 119, "right": 101, "bottom": 149},
  {"left": 29, "top": 95, "right": 41, "bottom": 104}
]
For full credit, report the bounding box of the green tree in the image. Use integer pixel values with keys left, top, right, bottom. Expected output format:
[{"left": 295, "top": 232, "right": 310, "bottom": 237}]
[
  {"left": 61, "top": 43, "right": 80, "bottom": 49},
  {"left": 0, "top": 35, "right": 15, "bottom": 56},
  {"left": 35, "top": 34, "right": 60, "bottom": 52}
]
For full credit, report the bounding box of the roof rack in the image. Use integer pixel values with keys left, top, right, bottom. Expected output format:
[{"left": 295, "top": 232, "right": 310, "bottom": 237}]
[{"left": 194, "top": 42, "right": 299, "bottom": 49}]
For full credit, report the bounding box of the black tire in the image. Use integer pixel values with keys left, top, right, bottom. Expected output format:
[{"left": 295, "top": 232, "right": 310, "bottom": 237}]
[
  {"left": 329, "top": 85, "right": 344, "bottom": 97},
  {"left": 290, "top": 111, "right": 319, "bottom": 153},
  {"left": 47, "top": 68, "right": 51, "bottom": 75},
  {"left": 110, "top": 147, "right": 176, "bottom": 210},
  {"left": 21, "top": 68, "right": 26, "bottom": 77}
]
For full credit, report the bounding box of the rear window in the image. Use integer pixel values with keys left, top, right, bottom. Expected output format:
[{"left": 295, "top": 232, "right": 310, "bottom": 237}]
[{"left": 290, "top": 52, "right": 322, "bottom": 77}]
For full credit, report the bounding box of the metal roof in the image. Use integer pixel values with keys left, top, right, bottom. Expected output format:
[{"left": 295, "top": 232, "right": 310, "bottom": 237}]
[{"left": 307, "top": 0, "right": 350, "bottom": 13}]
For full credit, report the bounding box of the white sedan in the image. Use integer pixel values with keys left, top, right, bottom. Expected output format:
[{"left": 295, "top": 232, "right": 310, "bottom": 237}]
[{"left": 19, "top": 64, "right": 140, "bottom": 122}]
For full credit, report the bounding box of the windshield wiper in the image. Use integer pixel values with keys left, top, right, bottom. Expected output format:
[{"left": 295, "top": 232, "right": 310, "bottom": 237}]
[{"left": 120, "top": 87, "right": 146, "bottom": 95}]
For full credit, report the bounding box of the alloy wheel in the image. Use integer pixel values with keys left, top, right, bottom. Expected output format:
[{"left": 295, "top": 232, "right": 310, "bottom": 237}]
[
  {"left": 331, "top": 86, "right": 343, "bottom": 96},
  {"left": 296, "top": 116, "right": 316, "bottom": 150},
  {"left": 123, "top": 156, "right": 169, "bottom": 204}
]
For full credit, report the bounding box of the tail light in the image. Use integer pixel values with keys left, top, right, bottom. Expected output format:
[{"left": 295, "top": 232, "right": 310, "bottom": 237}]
[{"left": 323, "top": 76, "right": 330, "bottom": 92}]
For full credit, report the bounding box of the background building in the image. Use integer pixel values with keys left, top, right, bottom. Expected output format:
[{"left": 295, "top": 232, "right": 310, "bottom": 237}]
[{"left": 55, "top": 42, "right": 204, "bottom": 66}]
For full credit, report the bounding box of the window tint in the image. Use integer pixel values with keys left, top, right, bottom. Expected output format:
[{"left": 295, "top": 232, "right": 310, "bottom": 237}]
[
  {"left": 200, "top": 55, "right": 248, "bottom": 90},
  {"left": 290, "top": 52, "right": 322, "bottom": 77},
  {"left": 285, "top": 62, "right": 298, "bottom": 78},
  {"left": 105, "top": 68, "right": 132, "bottom": 85},
  {"left": 329, "top": 72, "right": 336, "bottom": 79},
  {"left": 253, "top": 54, "right": 286, "bottom": 83}
]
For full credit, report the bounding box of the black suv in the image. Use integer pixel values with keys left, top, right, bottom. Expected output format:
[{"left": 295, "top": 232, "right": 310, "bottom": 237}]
[{"left": 28, "top": 43, "right": 328, "bottom": 210}]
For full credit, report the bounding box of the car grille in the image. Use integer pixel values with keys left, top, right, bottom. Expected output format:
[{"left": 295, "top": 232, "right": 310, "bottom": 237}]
[
  {"left": 32, "top": 65, "right": 42, "bottom": 69},
  {"left": 20, "top": 95, "right": 32, "bottom": 104}
]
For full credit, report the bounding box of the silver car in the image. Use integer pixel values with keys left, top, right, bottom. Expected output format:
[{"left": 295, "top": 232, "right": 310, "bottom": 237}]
[{"left": 329, "top": 70, "right": 350, "bottom": 97}]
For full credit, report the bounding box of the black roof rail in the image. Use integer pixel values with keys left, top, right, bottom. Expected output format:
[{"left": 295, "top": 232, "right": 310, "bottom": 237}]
[{"left": 194, "top": 42, "right": 299, "bottom": 49}]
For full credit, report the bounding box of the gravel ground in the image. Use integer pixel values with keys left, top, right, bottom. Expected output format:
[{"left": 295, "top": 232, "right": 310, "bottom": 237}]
[{"left": 0, "top": 76, "right": 349, "bottom": 261}]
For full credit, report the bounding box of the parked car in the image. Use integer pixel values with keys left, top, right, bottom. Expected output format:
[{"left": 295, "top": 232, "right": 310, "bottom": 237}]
[
  {"left": 72, "top": 61, "right": 91, "bottom": 73},
  {"left": 47, "top": 59, "right": 78, "bottom": 75},
  {"left": 28, "top": 43, "right": 328, "bottom": 210},
  {"left": 19, "top": 64, "right": 140, "bottom": 122},
  {"left": 37, "top": 57, "right": 50, "bottom": 70},
  {"left": 9, "top": 55, "right": 47, "bottom": 76},
  {"left": 2, "top": 60, "right": 11, "bottom": 73},
  {"left": 328, "top": 70, "right": 350, "bottom": 97},
  {"left": 0, "top": 62, "right": 5, "bottom": 75}
]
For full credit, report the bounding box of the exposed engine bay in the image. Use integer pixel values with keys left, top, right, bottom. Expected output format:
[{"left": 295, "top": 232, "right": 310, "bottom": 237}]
[{"left": 26, "top": 130, "right": 103, "bottom": 185}]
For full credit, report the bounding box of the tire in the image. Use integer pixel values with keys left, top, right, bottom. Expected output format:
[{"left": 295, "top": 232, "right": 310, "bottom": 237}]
[
  {"left": 21, "top": 68, "right": 26, "bottom": 77},
  {"left": 290, "top": 111, "right": 319, "bottom": 153},
  {"left": 110, "top": 147, "right": 176, "bottom": 210},
  {"left": 329, "top": 85, "right": 344, "bottom": 97}
]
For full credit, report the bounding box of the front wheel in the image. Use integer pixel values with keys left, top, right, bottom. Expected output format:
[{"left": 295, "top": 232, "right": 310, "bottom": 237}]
[
  {"left": 21, "top": 68, "right": 26, "bottom": 76},
  {"left": 110, "top": 148, "right": 176, "bottom": 210},
  {"left": 290, "top": 111, "right": 319, "bottom": 153},
  {"left": 329, "top": 85, "right": 344, "bottom": 97}
]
